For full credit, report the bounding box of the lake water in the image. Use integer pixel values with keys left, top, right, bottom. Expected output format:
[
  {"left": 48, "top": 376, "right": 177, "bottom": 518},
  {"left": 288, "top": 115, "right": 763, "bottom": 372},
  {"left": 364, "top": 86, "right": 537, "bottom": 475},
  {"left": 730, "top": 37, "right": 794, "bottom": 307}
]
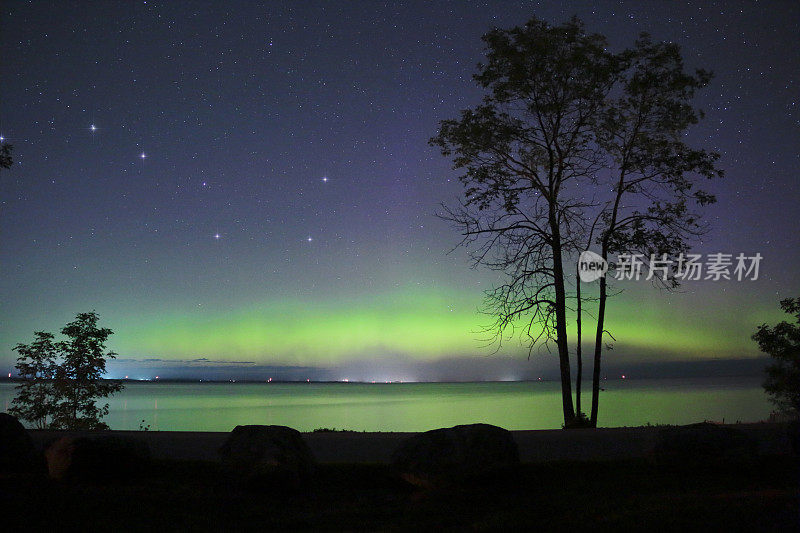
[{"left": 0, "top": 376, "right": 771, "bottom": 432}]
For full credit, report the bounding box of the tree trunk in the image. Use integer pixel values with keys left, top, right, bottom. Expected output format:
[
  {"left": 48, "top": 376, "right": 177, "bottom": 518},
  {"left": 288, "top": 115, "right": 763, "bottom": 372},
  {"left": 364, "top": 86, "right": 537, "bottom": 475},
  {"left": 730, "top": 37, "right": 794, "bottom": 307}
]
[
  {"left": 575, "top": 265, "right": 582, "bottom": 417},
  {"left": 590, "top": 245, "right": 608, "bottom": 427},
  {"left": 592, "top": 170, "right": 625, "bottom": 428},
  {"left": 550, "top": 215, "right": 575, "bottom": 426}
]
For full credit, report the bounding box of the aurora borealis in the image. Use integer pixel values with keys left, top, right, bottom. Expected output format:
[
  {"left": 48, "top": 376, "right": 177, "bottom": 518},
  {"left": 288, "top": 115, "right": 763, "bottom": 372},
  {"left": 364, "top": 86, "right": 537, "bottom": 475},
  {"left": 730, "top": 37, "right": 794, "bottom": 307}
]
[{"left": 1, "top": 1, "right": 798, "bottom": 381}]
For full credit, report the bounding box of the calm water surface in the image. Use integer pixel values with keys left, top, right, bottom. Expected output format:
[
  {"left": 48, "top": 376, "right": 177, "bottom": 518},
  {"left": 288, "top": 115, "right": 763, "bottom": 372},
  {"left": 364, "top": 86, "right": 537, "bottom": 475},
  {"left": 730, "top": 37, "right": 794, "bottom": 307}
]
[{"left": 0, "top": 376, "right": 770, "bottom": 432}]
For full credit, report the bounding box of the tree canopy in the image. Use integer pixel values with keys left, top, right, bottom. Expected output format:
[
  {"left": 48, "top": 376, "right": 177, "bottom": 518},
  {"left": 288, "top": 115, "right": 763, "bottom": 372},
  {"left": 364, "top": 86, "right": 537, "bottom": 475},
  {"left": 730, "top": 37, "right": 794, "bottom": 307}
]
[
  {"left": 0, "top": 142, "right": 12, "bottom": 169},
  {"left": 753, "top": 297, "right": 800, "bottom": 416},
  {"left": 10, "top": 311, "right": 123, "bottom": 430}
]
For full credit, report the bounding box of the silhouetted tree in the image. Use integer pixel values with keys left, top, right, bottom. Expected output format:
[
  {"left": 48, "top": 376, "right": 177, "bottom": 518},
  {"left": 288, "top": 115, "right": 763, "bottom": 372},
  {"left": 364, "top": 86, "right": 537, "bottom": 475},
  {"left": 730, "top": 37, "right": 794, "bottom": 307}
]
[
  {"left": 0, "top": 142, "right": 12, "bottom": 169},
  {"left": 50, "top": 312, "right": 123, "bottom": 430},
  {"left": 432, "top": 16, "right": 721, "bottom": 427},
  {"left": 753, "top": 297, "right": 800, "bottom": 417},
  {"left": 586, "top": 35, "right": 722, "bottom": 426},
  {"left": 9, "top": 332, "right": 58, "bottom": 429},
  {"left": 432, "top": 17, "right": 620, "bottom": 426},
  {"left": 10, "top": 312, "right": 123, "bottom": 430}
]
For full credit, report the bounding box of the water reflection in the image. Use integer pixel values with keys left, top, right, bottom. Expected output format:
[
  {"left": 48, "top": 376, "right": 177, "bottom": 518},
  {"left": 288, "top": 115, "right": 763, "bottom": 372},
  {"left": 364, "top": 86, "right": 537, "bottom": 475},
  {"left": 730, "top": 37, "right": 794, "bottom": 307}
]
[{"left": 0, "top": 376, "right": 770, "bottom": 432}]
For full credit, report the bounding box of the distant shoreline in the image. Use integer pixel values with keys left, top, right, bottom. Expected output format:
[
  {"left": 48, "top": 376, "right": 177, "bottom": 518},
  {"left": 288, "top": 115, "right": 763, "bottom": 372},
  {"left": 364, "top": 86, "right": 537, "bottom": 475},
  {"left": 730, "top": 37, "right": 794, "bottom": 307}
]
[{"left": 0, "top": 373, "right": 766, "bottom": 385}]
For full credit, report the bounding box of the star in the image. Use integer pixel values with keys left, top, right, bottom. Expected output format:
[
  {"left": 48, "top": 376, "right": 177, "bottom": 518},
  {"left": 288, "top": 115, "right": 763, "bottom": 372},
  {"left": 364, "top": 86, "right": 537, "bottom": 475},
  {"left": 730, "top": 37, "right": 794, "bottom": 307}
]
[
  {"left": 306, "top": 236, "right": 313, "bottom": 242},
  {"left": 214, "top": 233, "right": 220, "bottom": 239},
  {"left": 90, "top": 124, "right": 97, "bottom": 132},
  {"left": 321, "top": 176, "right": 329, "bottom": 183},
  {"left": 139, "top": 152, "right": 146, "bottom": 159},
  {"left": 0, "top": 136, "right": 5, "bottom": 142}
]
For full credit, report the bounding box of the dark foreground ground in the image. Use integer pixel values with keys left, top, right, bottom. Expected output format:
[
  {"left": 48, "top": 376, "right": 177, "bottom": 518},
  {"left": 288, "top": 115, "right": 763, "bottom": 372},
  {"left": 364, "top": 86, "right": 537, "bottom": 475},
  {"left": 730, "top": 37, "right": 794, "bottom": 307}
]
[
  {"left": 2, "top": 455, "right": 798, "bottom": 531},
  {"left": 26, "top": 423, "right": 795, "bottom": 463}
]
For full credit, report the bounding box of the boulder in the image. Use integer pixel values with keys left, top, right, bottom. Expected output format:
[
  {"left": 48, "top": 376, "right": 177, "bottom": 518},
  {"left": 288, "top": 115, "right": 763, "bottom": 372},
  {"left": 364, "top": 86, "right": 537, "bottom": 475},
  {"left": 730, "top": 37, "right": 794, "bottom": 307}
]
[
  {"left": 391, "top": 423, "right": 519, "bottom": 489},
  {"left": 218, "top": 425, "right": 316, "bottom": 493},
  {"left": 652, "top": 422, "right": 757, "bottom": 466},
  {"left": 0, "top": 413, "right": 46, "bottom": 476},
  {"left": 44, "top": 435, "right": 151, "bottom": 481}
]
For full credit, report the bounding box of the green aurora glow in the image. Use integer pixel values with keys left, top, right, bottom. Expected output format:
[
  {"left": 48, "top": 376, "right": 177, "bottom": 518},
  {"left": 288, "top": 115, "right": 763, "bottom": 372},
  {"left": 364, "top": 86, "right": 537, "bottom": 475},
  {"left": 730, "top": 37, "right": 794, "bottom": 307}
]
[{"left": 102, "top": 283, "right": 779, "bottom": 367}]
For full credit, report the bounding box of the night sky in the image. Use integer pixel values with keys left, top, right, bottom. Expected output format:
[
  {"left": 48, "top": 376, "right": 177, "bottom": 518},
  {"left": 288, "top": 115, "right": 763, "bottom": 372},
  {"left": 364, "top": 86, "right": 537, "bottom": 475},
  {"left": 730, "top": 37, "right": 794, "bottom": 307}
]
[{"left": 1, "top": 1, "right": 798, "bottom": 381}]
